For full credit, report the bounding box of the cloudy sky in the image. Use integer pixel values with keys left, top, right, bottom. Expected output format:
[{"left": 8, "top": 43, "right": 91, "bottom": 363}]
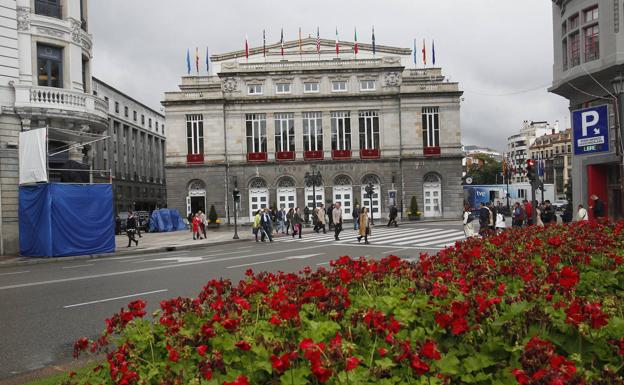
[{"left": 89, "top": 0, "right": 569, "bottom": 153}]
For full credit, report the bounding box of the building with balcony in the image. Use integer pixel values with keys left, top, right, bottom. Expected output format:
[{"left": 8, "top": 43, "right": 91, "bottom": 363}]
[
  {"left": 462, "top": 144, "right": 502, "bottom": 178},
  {"left": 549, "top": 0, "right": 623, "bottom": 219},
  {"left": 528, "top": 128, "right": 572, "bottom": 199},
  {"left": 505, "top": 120, "right": 559, "bottom": 183},
  {"left": 163, "top": 38, "right": 463, "bottom": 223},
  {"left": 0, "top": 0, "right": 106, "bottom": 255},
  {"left": 91, "top": 78, "right": 166, "bottom": 214}
]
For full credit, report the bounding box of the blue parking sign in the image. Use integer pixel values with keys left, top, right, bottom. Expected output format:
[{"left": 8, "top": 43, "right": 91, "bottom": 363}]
[{"left": 572, "top": 105, "right": 610, "bottom": 155}]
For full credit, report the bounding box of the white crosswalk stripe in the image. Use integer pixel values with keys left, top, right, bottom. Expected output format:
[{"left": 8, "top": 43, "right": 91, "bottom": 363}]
[{"left": 270, "top": 227, "right": 465, "bottom": 249}]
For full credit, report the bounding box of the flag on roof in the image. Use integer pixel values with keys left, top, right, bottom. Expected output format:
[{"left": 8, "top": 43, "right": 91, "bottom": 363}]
[
  {"left": 195, "top": 47, "right": 199, "bottom": 74},
  {"left": 316, "top": 27, "right": 321, "bottom": 54},
  {"left": 353, "top": 27, "right": 358, "bottom": 55},
  {"left": 186, "top": 48, "right": 190, "bottom": 75},
  {"left": 413, "top": 39, "right": 417, "bottom": 66},
  {"left": 422, "top": 39, "right": 427, "bottom": 65},
  {"left": 263, "top": 29, "right": 266, "bottom": 57},
  {"left": 371, "top": 26, "right": 376, "bottom": 55},
  {"left": 335, "top": 27, "right": 339, "bottom": 56},
  {"left": 298, "top": 27, "right": 302, "bottom": 54},
  {"left": 280, "top": 28, "right": 284, "bottom": 56},
  {"left": 432, "top": 40, "right": 436, "bottom": 66},
  {"left": 244, "top": 34, "right": 249, "bottom": 59},
  {"left": 205, "top": 47, "right": 209, "bottom": 74}
]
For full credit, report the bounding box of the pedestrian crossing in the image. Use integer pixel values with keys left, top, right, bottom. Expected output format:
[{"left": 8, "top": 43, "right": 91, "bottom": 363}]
[{"left": 270, "top": 226, "right": 466, "bottom": 249}]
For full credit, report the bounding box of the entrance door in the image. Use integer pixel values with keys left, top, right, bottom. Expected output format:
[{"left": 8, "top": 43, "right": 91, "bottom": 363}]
[
  {"left": 190, "top": 196, "right": 205, "bottom": 215},
  {"left": 423, "top": 174, "right": 442, "bottom": 218},
  {"left": 249, "top": 188, "right": 269, "bottom": 220},
  {"left": 333, "top": 186, "right": 353, "bottom": 216},
  {"left": 277, "top": 187, "right": 297, "bottom": 210},
  {"left": 305, "top": 186, "right": 325, "bottom": 209}
]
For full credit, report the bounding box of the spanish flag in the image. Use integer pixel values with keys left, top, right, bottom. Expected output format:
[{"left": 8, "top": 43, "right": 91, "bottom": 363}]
[{"left": 422, "top": 39, "right": 426, "bottom": 65}]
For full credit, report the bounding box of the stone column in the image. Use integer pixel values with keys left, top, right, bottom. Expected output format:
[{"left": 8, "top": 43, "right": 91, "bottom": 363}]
[
  {"left": 266, "top": 113, "right": 275, "bottom": 161},
  {"left": 322, "top": 112, "right": 332, "bottom": 158},
  {"left": 350, "top": 110, "right": 360, "bottom": 157},
  {"left": 294, "top": 112, "right": 303, "bottom": 158}
]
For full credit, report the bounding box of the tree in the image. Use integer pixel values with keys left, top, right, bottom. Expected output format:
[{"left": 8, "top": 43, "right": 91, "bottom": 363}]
[
  {"left": 208, "top": 205, "right": 218, "bottom": 223},
  {"left": 463, "top": 154, "right": 503, "bottom": 185},
  {"left": 409, "top": 196, "right": 420, "bottom": 216}
]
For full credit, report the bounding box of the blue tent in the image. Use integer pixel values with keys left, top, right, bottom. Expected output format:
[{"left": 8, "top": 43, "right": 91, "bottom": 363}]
[
  {"left": 19, "top": 184, "right": 115, "bottom": 257},
  {"left": 148, "top": 208, "right": 187, "bottom": 232}
]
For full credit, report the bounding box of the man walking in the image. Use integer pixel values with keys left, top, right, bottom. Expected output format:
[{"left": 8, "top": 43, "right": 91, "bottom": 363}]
[
  {"left": 292, "top": 207, "right": 303, "bottom": 238},
  {"left": 352, "top": 204, "right": 360, "bottom": 231},
  {"left": 314, "top": 204, "right": 326, "bottom": 233},
  {"left": 589, "top": 195, "right": 605, "bottom": 218},
  {"left": 126, "top": 210, "right": 139, "bottom": 247},
  {"left": 478, "top": 202, "right": 491, "bottom": 235},
  {"left": 541, "top": 200, "right": 556, "bottom": 224},
  {"left": 333, "top": 202, "right": 343, "bottom": 241},
  {"left": 387, "top": 205, "right": 398, "bottom": 227},
  {"left": 198, "top": 210, "right": 207, "bottom": 239},
  {"left": 260, "top": 208, "right": 273, "bottom": 242},
  {"left": 523, "top": 199, "right": 533, "bottom": 226},
  {"left": 327, "top": 204, "right": 335, "bottom": 231},
  {"left": 277, "top": 207, "right": 286, "bottom": 234}
]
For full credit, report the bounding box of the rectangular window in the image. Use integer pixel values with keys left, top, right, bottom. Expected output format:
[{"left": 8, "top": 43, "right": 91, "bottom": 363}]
[
  {"left": 141, "top": 115, "right": 145, "bottom": 125},
  {"left": 304, "top": 82, "right": 320, "bottom": 93},
  {"left": 246, "top": 113, "right": 267, "bottom": 153},
  {"left": 583, "top": 6, "right": 598, "bottom": 23},
  {"left": 303, "top": 112, "right": 323, "bottom": 151},
  {"left": 331, "top": 111, "right": 351, "bottom": 150},
  {"left": 562, "top": 38, "right": 568, "bottom": 70},
  {"left": 569, "top": 13, "right": 580, "bottom": 29},
  {"left": 274, "top": 113, "right": 295, "bottom": 152},
  {"left": 37, "top": 44, "right": 63, "bottom": 88},
  {"left": 124, "top": 106, "right": 129, "bottom": 118},
  {"left": 133, "top": 111, "right": 137, "bottom": 121},
  {"left": 35, "top": 0, "right": 61, "bottom": 19},
  {"left": 148, "top": 118, "right": 152, "bottom": 128},
  {"left": 155, "top": 121, "right": 159, "bottom": 132},
  {"left": 422, "top": 107, "right": 440, "bottom": 148},
  {"left": 562, "top": 21, "right": 567, "bottom": 36},
  {"left": 114, "top": 101, "right": 119, "bottom": 113},
  {"left": 584, "top": 24, "right": 599, "bottom": 62},
  {"left": 248, "top": 84, "right": 263, "bottom": 95},
  {"left": 186, "top": 114, "right": 204, "bottom": 155},
  {"left": 332, "top": 81, "right": 347, "bottom": 92},
  {"left": 569, "top": 32, "right": 580, "bottom": 67},
  {"left": 275, "top": 83, "right": 291, "bottom": 94},
  {"left": 360, "top": 80, "right": 376, "bottom": 91},
  {"left": 359, "top": 111, "right": 380, "bottom": 149}
]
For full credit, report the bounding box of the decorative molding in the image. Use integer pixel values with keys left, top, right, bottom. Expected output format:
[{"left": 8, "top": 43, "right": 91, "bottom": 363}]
[
  {"left": 277, "top": 176, "right": 296, "bottom": 188},
  {"left": 16, "top": 6, "right": 30, "bottom": 31},
  {"left": 245, "top": 77, "right": 266, "bottom": 83},
  {"left": 383, "top": 72, "right": 402, "bottom": 87},
  {"left": 36, "top": 26, "right": 65, "bottom": 39},
  {"left": 333, "top": 174, "right": 352, "bottom": 186},
  {"left": 423, "top": 173, "right": 441, "bottom": 184},
  {"left": 361, "top": 174, "right": 380, "bottom": 185},
  {"left": 249, "top": 177, "right": 267, "bottom": 188},
  {"left": 382, "top": 57, "right": 401, "bottom": 65},
  {"left": 222, "top": 77, "right": 238, "bottom": 92},
  {"left": 69, "top": 18, "right": 82, "bottom": 44},
  {"left": 188, "top": 179, "right": 206, "bottom": 191}
]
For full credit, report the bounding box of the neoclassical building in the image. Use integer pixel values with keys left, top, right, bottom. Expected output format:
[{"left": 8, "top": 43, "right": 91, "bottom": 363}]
[{"left": 163, "top": 38, "right": 463, "bottom": 223}]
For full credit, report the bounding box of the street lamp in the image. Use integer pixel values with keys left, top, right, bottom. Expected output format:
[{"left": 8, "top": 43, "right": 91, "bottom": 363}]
[
  {"left": 365, "top": 181, "right": 375, "bottom": 225},
  {"left": 612, "top": 74, "right": 624, "bottom": 146},
  {"left": 232, "top": 184, "right": 240, "bottom": 240},
  {"left": 304, "top": 169, "right": 323, "bottom": 209}
]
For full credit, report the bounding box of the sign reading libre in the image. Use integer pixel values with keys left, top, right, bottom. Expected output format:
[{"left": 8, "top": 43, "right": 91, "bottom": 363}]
[{"left": 572, "top": 104, "right": 610, "bottom": 156}]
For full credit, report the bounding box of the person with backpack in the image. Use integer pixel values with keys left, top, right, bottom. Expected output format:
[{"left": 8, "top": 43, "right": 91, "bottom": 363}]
[{"left": 463, "top": 204, "right": 475, "bottom": 237}]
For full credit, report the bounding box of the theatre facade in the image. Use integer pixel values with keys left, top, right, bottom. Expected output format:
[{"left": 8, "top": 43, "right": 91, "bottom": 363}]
[{"left": 162, "top": 38, "right": 463, "bottom": 223}]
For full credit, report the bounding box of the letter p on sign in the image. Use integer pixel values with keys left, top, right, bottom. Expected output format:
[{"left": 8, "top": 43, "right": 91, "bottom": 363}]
[{"left": 581, "top": 111, "right": 599, "bottom": 136}]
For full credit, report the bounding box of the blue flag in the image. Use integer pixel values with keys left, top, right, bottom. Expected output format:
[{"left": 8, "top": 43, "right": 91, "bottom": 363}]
[
  {"left": 186, "top": 49, "right": 191, "bottom": 75},
  {"left": 205, "top": 47, "right": 209, "bottom": 74},
  {"left": 432, "top": 40, "right": 436, "bottom": 66},
  {"left": 413, "top": 39, "right": 417, "bottom": 65}
]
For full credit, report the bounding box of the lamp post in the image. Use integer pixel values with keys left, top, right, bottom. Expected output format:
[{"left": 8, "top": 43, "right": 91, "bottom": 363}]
[
  {"left": 612, "top": 74, "right": 624, "bottom": 218},
  {"left": 304, "top": 169, "right": 323, "bottom": 209},
  {"left": 232, "top": 184, "right": 240, "bottom": 240},
  {"left": 365, "top": 181, "right": 375, "bottom": 225}
]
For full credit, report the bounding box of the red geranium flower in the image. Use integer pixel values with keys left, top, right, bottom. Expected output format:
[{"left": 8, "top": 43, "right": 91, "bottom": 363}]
[
  {"left": 346, "top": 356, "right": 361, "bottom": 371},
  {"left": 235, "top": 340, "right": 251, "bottom": 351},
  {"left": 421, "top": 341, "right": 441, "bottom": 360}
]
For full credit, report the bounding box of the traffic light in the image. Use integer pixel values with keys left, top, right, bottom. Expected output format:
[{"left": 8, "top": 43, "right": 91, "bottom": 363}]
[
  {"left": 232, "top": 188, "right": 241, "bottom": 203},
  {"left": 526, "top": 159, "right": 537, "bottom": 183}
]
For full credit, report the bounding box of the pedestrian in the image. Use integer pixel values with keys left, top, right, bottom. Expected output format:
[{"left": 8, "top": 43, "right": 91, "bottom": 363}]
[
  {"left": 187, "top": 212, "right": 193, "bottom": 232},
  {"left": 589, "top": 194, "right": 605, "bottom": 218},
  {"left": 512, "top": 202, "right": 524, "bottom": 228},
  {"left": 303, "top": 206, "right": 310, "bottom": 225},
  {"left": 292, "top": 207, "right": 303, "bottom": 238},
  {"left": 478, "top": 202, "right": 491, "bottom": 235},
  {"left": 115, "top": 215, "right": 121, "bottom": 235},
  {"left": 352, "top": 204, "right": 360, "bottom": 231},
  {"left": 463, "top": 204, "right": 475, "bottom": 237},
  {"left": 125, "top": 210, "right": 139, "bottom": 247},
  {"left": 327, "top": 204, "right": 335, "bottom": 231},
  {"left": 576, "top": 204, "right": 589, "bottom": 221},
  {"left": 133, "top": 212, "right": 143, "bottom": 238},
  {"left": 199, "top": 210, "right": 207, "bottom": 239},
  {"left": 495, "top": 210, "right": 506, "bottom": 232},
  {"left": 277, "top": 207, "right": 286, "bottom": 234},
  {"left": 252, "top": 210, "right": 262, "bottom": 242},
  {"left": 523, "top": 199, "right": 533, "bottom": 226},
  {"left": 357, "top": 207, "right": 371, "bottom": 244},
  {"left": 540, "top": 200, "right": 555, "bottom": 225},
  {"left": 286, "top": 208, "right": 294, "bottom": 235},
  {"left": 192, "top": 213, "right": 203, "bottom": 240},
  {"left": 535, "top": 204, "right": 545, "bottom": 227},
  {"left": 260, "top": 208, "right": 273, "bottom": 242},
  {"left": 333, "top": 202, "right": 343, "bottom": 241},
  {"left": 314, "top": 204, "right": 326, "bottom": 233},
  {"left": 387, "top": 205, "right": 399, "bottom": 227}
]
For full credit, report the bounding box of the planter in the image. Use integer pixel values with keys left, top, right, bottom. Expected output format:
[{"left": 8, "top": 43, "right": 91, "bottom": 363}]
[
  {"left": 408, "top": 214, "right": 421, "bottom": 221},
  {"left": 207, "top": 223, "right": 220, "bottom": 229}
]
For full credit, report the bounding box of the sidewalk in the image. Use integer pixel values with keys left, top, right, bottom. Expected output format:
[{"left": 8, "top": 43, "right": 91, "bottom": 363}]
[{"left": 0, "top": 227, "right": 251, "bottom": 268}]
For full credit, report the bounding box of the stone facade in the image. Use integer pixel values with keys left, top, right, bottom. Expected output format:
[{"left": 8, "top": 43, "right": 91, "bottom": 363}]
[
  {"left": 0, "top": 0, "right": 108, "bottom": 255},
  {"left": 163, "top": 38, "right": 463, "bottom": 223}
]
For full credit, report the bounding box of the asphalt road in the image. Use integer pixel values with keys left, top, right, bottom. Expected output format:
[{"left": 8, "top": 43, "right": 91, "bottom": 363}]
[{"left": 0, "top": 222, "right": 463, "bottom": 380}]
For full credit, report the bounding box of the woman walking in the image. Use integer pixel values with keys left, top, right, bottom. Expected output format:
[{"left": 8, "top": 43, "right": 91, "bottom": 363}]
[
  {"left": 357, "top": 207, "right": 371, "bottom": 244},
  {"left": 462, "top": 204, "right": 475, "bottom": 237},
  {"left": 286, "top": 208, "right": 294, "bottom": 235},
  {"left": 192, "top": 213, "right": 203, "bottom": 240},
  {"left": 252, "top": 210, "right": 262, "bottom": 242},
  {"left": 292, "top": 207, "right": 303, "bottom": 239}
]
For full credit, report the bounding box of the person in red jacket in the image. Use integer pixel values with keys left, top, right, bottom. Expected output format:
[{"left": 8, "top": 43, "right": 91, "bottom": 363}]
[
  {"left": 192, "top": 213, "right": 203, "bottom": 240},
  {"left": 523, "top": 200, "right": 533, "bottom": 226}
]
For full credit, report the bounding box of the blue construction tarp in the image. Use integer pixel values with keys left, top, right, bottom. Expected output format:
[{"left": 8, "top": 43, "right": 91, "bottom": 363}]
[
  {"left": 19, "top": 183, "right": 115, "bottom": 257},
  {"left": 148, "top": 208, "right": 187, "bottom": 232}
]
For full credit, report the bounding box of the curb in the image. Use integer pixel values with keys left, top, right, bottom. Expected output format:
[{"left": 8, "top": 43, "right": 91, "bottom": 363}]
[{"left": 0, "top": 237, "right": 249, "bottom": 269}]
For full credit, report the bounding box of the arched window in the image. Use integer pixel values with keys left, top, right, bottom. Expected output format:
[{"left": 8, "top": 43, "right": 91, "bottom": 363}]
[
  {"left": 277, "top": 176, "right": 297, "bottom": 209},
  {"left": 332, "top": 175, "right": 353, "bottom": 215},
  {"left": 333, "top": 174, "right": 353, "bottom": 186},
  {"left": 249, "top": 177, "right": 268, "bottom": 188},
  {"left": 361, "top": 174, "right": 381, "bottom": 215},
  {"left": 248, "top": 177, "right": 269, "bottom": 220},
  {"left": 277, "top": 176, "right": 296, "bottom": 188}
]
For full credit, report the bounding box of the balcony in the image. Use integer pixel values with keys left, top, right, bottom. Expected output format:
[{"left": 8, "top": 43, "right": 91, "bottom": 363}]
[
  {"left": 247, "top": 152, "right": 268, "bottom": 162},
  {"left": 13, "top": 84, "right": 109, "bottom": 132},
  {"left": 423, "top": 146, "right": 441, "bottom": 157},
  {"left": 360, "top": 148, "right": 380, "bottom": 159},
  {"left": 276, "top": 151, "right": 295, "bottom": 161},
  {"left": 35, "top": 0, "right": 62, "bottom": 19},
  {"left": 332, "top": 149, "right": 352, "bottom": 160},
  {"left": 185, "top": 154, "right": 204, "bottom": 164},
  {"left": 304, "top": 150, "right": 324, "bottom": 160}
]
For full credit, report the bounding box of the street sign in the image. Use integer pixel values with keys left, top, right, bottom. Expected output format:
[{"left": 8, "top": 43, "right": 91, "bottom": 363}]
[{"left": 572, "top": 104, "right": 610, "bottom": 155}]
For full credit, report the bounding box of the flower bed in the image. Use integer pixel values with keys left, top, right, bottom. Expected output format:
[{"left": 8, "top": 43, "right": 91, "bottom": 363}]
[{"left": 70, "top": 221, "right": 624, "bottom": 384}]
